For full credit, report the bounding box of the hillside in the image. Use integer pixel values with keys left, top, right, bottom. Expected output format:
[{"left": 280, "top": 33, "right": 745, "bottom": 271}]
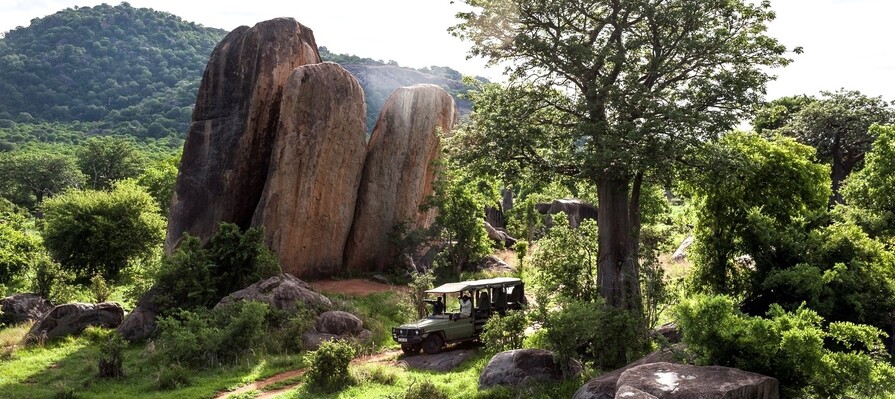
[
  {"left": 0, "top": 3, "right": 475, "bottom": 143},
  {"left": 0, "top": 3, "right": 226, "bottom": 139}
]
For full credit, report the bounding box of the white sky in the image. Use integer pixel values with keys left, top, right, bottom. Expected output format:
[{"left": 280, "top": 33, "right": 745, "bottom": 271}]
[{"left": 1, "top": 0, "right": 894, "bottom": 102}]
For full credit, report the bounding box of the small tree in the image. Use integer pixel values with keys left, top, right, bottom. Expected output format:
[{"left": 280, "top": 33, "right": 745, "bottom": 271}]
[
  {"left": 304, "top": 340, "right": 355, "bottom": 393},
  {"left": 42, "top": 180, "right": 165, "bottom": 282},
  {"left": 426, "top": 175, "right": 490, "bottom": 275},
  {"left": 77, "top": 136, "right": 146, "bottom": 190}
]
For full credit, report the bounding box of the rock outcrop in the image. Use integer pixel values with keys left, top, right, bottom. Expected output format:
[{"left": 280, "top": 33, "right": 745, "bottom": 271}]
[
  {"left": 484, "top": 221, "right": 517, "bottom": 247},
  {"left": 116, "top": 306, "right": 157, "bottom": 341},
  {"left": 316, "top": 310, "right": 364, "bottom": 335},
  {"left": 479, "top": 349, "right": 582, "bottom": 389},
  {"left": 250, "top": 62, "right": 366, "bottom": 277},
  {"left": 1, "top": 293, "right": 52, "bottom": 324},
  {"left": 344, "top": 84, "right": 457, "bottom": 272},
  {"left": 535, "top": 199, "right": 598, "bottom": 228},
  {"left": 573, "top": 346, "right": 683, "bottom": 399},
  {"left": 165, "top": 18, "right": 321, "bottom": 253},
  {"left": 215, "top": 273, "right": 332, "bottom": 312},
  {"left": 616, "top": 362, "right": 779, "bottom": 399},
  {"left": 26, "top": 302, "right": 124, "bottom": 343}
]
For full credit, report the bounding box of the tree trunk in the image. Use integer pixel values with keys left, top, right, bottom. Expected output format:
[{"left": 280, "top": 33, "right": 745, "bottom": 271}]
[
  {"left": 830, "top": 145, "right": 847, "bottom": 206},
  {"left": 596, "top": 173, "right": 643, "bottom": 313}
]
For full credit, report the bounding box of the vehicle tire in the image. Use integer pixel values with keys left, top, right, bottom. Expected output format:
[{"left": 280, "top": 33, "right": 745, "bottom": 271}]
[
  {"left": 422, "top": 334, "right": 444, "bottom": 355},
  {"left": 401, "top": 343, "right": 421, "bottom": 356}
]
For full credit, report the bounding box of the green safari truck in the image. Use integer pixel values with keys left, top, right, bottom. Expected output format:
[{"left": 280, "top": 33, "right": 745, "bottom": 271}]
[{"left": 392, "top": 277, "right": 526, "bottom": 355}]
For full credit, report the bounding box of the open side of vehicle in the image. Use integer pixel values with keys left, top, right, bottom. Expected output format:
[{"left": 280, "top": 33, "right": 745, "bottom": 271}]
[{"left": 392, "top": 277, "right": 526, "bottom": 355}]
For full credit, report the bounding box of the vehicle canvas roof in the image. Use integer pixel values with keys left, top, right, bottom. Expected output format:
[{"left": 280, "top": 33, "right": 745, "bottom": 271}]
[{"left": 425, "top": 277, "right": 522, "bottom": 294}]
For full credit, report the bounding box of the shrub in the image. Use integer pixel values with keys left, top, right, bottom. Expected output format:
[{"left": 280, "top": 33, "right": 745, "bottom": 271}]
[
  {"left": 676, "top": 295, "right": 895, "bottom": 398},
  {"left": 353, "top": 364, "right": 398, "bottom": 386},
  {"left": 97, "top": 332, "right": 125, "bottom": 378},
  {"left": 152, "top": 223, "right": 280, "bottom": 314},
  {"left": 0, "top": 221, "right": 41, "bottom": 286},
  {"left": 42, "top": 181, "right": 165, "bottom": 282},
  {"left": 155, "top": 301, "right": 270, "bottom": 368},
  {"left": 399, "top": 380, "right": 448, "bottom": 399},
  {"left": 154, "top": 363, "right": 191, "bottom": 390},
  {"left": 529, "top": 215, "right": 599, "bottom": 303},
  {"left": 304, "top": 340, "right": 355, "bottom": 393},
  {"left": 32, "top": 255, "right": 74, "bottom": 303},
  {"left": 482, "top": 310, "right": 528, "bottom": 353},
  {"left": 90, "top": 274, "right": 112, "bottom": 303},
  {"left": 545, "top": 299, "right": 648, "bottom": 372}
]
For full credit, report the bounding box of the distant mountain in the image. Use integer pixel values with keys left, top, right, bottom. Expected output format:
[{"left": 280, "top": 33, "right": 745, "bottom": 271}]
[
  {"left": 0, "top": 3, "right": 477, "bottom": 143},
  {"left": 322, "top": 46, "right": 475, "bottom": 131},
  {"left": 0, "top": 2, "right": 226, "bottom": 139}
]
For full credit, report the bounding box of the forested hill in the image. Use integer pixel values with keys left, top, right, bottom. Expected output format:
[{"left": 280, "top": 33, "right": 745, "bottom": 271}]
[
  {"left": 0, "top": 3, "right": 474, "bottom": 144},
  {"left": 0, "top": 3, "right": 226, "bottom": 139}
]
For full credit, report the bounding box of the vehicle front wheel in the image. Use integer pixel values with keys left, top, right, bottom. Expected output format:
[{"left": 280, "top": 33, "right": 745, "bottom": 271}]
[
  {"left": 422, "top": 334, "right": 444, "bottom": 355},
  {"left": 401, "top": 343, "right": 421, "bottom": 356}
]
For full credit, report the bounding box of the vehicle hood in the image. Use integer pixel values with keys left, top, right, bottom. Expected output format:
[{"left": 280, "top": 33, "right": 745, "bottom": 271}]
[{"left": 398, "top": 318, "right": 443, "bottom": 330}]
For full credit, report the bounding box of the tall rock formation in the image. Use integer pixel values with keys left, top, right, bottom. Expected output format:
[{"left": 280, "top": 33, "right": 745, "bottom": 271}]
[
  {"left": 251, "top": 62, "right": 367, "bottom": 277},
  {"left": 344, "top": 84, "right": 457, "bottom": 272},
  {"left": 165, "top": 18, "right": 320, "bottom": 253}
]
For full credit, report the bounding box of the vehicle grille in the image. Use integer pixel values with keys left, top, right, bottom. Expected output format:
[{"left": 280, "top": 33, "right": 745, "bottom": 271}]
[{"left": 392, "top": 328, "right": 419, "bottom": 338}]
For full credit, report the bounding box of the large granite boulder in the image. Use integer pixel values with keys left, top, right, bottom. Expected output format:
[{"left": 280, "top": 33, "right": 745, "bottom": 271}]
[
  {"left": 616, "top": 362, "right": 779, "bottom": 399},
  {"left": 216, "top": 273, "right": 332, "bottom": 312},
  {"left": 535, "top": 199, "right": 598, "bottom": 228},
  {"left": 573, "top": 346, "right": 682, "bottom": 399},
  {"left": 316, "top": 310, "right": 363, "bottom": 335},
  {"left": 479, "top": 349, "right": 582, "bottom": 389},
  {"left": 344, "top": 84, "right": 457, "bottom": 272},
  {"left": 251, "top": 62, "right": 367, "bottom": 278},
  {"left": 165, "top": 18, "right": 321, "bottom": 253},
  {"left": 26, "top": 302, "right": 124, "bottom": 343},
  {"left": 116, "top": 306, "right": 157, "bottom": 342},
  {"left": 1, "top": 293, "right": 52, "bottom": 324}
]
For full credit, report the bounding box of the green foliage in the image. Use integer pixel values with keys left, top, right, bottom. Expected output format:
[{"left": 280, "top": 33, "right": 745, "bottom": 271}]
[
  {"left": 0, "top": 149, "right": 84, "bottom": 207},
  {"left": 544, "top": 299, "right": 647, "bottom": 371},
  {"left": 42, "top": 180, "right": 165, "bottom": 282},
  {"left": 481, "top": 310, "right": 528, "bottom": 353},
  {"left": 97, "top": 331, "right": 126, "bottom": 378},
  {"left": 757, "top": 222, "right": 895, "bottom": 329},
  {"left": 77, "top": 136, "right": 145, "bottom": 190},
  {"left": 676, "top": 295, "right": 895, "bottom": 398},
  {"left": 89, "top": 274, "right": 112, "bottom": 303},
  {"left": 0, "top": 218, "right": 41, "bottom": 285},
  {"left": 304, "top": 340, "right": 356, "bottom": 393},
  {"left": 841, "top": 124, "right": 895, "bottom": 239},
  {"left": 752, "top": 95, "right": 815, "bottom": 134},
  {"left": 155, "top": 301, "right": 270, "bottom": 368},
  {"left": 427, "top": 174, "right": 491, "bottom": 274},
  {"left": 685, "top": 132, "right": 830, "bottom": 295},
  {"left": 152, "top": 223, "right": 280, "bottom": 314},
  {"left": 153, "top": 363, "right": 191, "bottom": 391},
  {"left": 529, "top": 215, "right": 599, "bottom": 302},
  {"left": 408, "top": 271, "right": 435, "bottom": 319},
  {"left": 0, "top": 3, "right": 226, "bottom": 138},
  {"left": 395, "top": 380, "right": 448, "bottom": 399},
  {"left": 136, "top": 155, "right": 179, "bottom": 216},
  {"left": 776, "top": 89, "right": 895, "bottom": 203}
]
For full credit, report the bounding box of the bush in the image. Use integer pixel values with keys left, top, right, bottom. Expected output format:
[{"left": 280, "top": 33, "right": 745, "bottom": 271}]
[
  {"left": 155, "top": 301, "right": 270, "bottom": 368},
  {"left": 398, "top": 380, "right": 448, "bottom": 399},
  {"left": 42, "top": 180, "right": 165, "bottom": 282},
  {"left": 482, "top": 310, "right": 528, "bottom": 353},
  {"left": 32, "top": 255, "right": 74, "bottom": 303},
  {"left": 0, "top": 221, "right": 41, "bottom": 286},
  {"left": 544, "top": 299, "right": 648, "bottom": 372},
  {"left": 152, "top": 223, "right": 280, "bottom": 314},
  {"left": 90, "top": 274, "right": 112, "bottom": 303},
  {"left": 353, "top": 364, "right": 398, "bottom": 386},
  {"left": 154, "top": 363, "right": 191, "bottom": 390},
  {"left": 97, "top": 332, "right": 125, "bottom": 378},
  {"left": 304, "top": 340, "right": 355, "bottom": 393},
  {"left": 529, "top": 215, "right": 599, "bottom": 303},
  {"left": 676, "top": 295, "right": 895, "bottom": 398}
]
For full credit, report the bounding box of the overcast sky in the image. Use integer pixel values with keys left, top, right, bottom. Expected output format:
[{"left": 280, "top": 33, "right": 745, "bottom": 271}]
[{"left": 1, "top": 0, "right": 894, "bottom": 102}]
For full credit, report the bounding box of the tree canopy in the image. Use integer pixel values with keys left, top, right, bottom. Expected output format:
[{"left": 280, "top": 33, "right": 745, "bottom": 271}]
[{"left": 451, "top": 0, "right": 791, "bottom": 310}]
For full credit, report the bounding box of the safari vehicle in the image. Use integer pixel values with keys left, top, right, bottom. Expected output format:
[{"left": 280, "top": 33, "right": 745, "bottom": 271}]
[{"left": 392, "top": 277, "right": 526, "bottom": 355}]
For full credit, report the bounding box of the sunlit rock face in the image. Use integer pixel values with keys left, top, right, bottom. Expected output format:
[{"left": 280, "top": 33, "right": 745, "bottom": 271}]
[
  {"left": 343, "top": 84, "right": 457, "bottom": 273},
  {"left": 165, "top": 18, "right": 320, "bottom": 253},
  {"left": 251, "top": 62, "right": 367, "bottom": 278}
]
